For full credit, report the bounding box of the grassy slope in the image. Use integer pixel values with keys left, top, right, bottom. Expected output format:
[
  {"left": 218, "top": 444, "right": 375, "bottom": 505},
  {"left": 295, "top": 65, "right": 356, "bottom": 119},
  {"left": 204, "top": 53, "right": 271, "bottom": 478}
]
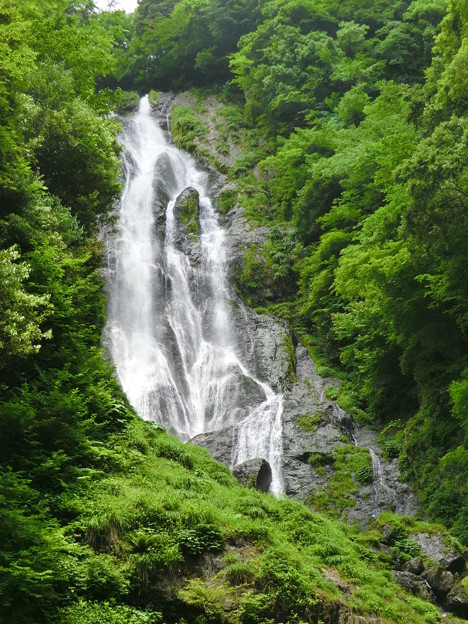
[{"left": 58, "top": 415, "right": 459, "bottom": 624}]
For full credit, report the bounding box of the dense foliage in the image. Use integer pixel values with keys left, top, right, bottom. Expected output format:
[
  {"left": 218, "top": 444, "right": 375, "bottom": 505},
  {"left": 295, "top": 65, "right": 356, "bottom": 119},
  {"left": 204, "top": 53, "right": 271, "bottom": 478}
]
[
  {"left": 0, "top": 0, "right": 125, "bottom": 619},
  {"left": 120, "top": 0, "right": 468, "bottom": 543}
]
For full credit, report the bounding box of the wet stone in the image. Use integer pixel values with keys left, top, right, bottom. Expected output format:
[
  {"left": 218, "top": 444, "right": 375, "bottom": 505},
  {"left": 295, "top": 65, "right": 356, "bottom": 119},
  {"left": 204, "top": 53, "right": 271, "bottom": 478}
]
[
  {"left": 446, "top": 579, "right": 468, "bottom": 618},
  {"left": 401, "top": 556, "right": 425, "bottom": 575},
  {"left": 233, "top": 458, "right": 273, "bottom": 492},
  {"left": 409, "top": 533, "right": 466, "bottom": 573},
  {"left": 391, "top": 571, "right": 435, "bottom": 602},
  {"left": 422, "top": 566, "right": 454, "bottom": 596}
]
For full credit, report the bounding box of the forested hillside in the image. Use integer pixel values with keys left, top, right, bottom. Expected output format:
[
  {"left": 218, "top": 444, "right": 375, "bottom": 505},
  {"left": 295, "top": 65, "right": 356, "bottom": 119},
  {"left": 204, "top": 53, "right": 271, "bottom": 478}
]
[
  {"left": 0, "top": 0, "right": 467, "bottom": 622},
  {"left": 106, "top": 0, "right": 468, "bottom": 543}
]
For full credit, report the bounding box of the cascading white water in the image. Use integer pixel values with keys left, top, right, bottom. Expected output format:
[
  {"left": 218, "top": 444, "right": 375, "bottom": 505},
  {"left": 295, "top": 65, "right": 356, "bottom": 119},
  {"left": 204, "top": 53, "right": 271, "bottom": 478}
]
[{"left": 105, "top": 96, "right": 284, "bottom": 494}]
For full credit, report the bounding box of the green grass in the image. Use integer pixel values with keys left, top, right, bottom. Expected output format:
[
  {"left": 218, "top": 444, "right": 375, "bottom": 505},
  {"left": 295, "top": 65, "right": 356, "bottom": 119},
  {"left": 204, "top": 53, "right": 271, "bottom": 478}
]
[
  {"left": 54, "top": 416, "right": 446, "bottom": 623},
  {"left": 171, "top": 105, "right": 207, "bottom": 153}
]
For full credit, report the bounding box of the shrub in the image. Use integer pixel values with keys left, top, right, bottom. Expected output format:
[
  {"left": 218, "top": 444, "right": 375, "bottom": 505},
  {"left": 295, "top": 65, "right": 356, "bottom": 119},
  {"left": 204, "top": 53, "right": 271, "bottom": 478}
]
[
  {"left": 116, "top": 91, "right": 140, "bottom": 114},
  {"left": 178, "top": 523, "right": 224, "bottom": 557},
  {"left": 225, "top": 561, "right": 256, "bottom": 585},
  {"left": 60, "top": 600, "right": 162, "bottom": 623},
  {"left": 154, "top": 437, "right": 194, "bottom": 469}
]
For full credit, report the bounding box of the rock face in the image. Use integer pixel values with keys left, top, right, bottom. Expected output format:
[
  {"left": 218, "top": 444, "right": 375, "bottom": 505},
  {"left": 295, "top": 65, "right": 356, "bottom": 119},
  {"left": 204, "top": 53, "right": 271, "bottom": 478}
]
[
  {"left": 232, "top": 458, "right": 272, "bottom": 492},
  {"left": 409, "top": 533, "right": 466, "bottom": 573},
  {"left": 391, "top": 571, "right": 435, "bottom": 602},
  {"left": 422, "top": 566, "right": 455, "bottom": 596},
  {"left": 162, "top": 155, "right": 421, "bottom": 526},
  {"left": 153, "top": 99, "right": 428, "bottom": 534},
  {"left": 186, "top": 190, "right": 420, "bottom": 527},
  {"left": 172, "top": 187, "right": 201, "bottom": 260},
  {"left": 387, "top": 529, "right": 467, "bottom": 616},
  {"left": 446, "top": 579, "right": 468, "bottom": 617}
]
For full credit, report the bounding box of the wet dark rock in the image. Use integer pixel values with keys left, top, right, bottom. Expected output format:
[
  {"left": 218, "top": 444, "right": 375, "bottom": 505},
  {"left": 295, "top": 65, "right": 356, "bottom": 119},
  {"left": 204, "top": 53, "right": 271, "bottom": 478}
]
[
  {"left": 149, "top": 91, "right": 174, "bottom": 134},
  {"left": 409, "top": 533, "right": 466, "bottom": 573},
  {"left": 169, "top": 187, "right": 202, "bottom": 263},
  {"left": 422, "top": 566, "right": 454, "bottom": 596},
  {"left": 191, "top": 426, "right": 234, "bottom": 467},
  {"left": 193, "top": 317, "right": 421, "bottom": 526},
  {"left": 229, "top": 301, "right": 294, "bottom": 392},
  {"left": 401, "top": 556, "right": 425, "bottom": 575},
  {"left": 174, "top": 186, "right": 199, "bottom": 230},
  {"left": 233, "top": 458, "right": 272, "bottom": 492},
  {"left": 446, "top": 579, "right": 468, "bottom": 617},
  {"left": 152, "top": 152, "right": 180, "bottom": 230},
  {"left": 391, "top": 571, "right": 435, "bottom": 602}
]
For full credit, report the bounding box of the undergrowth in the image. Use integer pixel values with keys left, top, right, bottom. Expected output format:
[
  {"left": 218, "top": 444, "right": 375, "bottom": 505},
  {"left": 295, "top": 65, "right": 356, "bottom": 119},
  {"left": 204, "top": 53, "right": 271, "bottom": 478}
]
[{"left": 55, "top": 416, "right": 444, "bottom": 623}]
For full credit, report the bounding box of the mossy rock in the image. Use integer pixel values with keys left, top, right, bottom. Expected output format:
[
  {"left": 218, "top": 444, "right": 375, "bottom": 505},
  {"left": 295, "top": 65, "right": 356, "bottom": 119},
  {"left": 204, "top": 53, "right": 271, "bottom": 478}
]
[
  {"left": 174, "top": 187, "right": 200, "bottom": 237},
  {"left": 117, "top": 90, "right": 140, "bottom": 114}
]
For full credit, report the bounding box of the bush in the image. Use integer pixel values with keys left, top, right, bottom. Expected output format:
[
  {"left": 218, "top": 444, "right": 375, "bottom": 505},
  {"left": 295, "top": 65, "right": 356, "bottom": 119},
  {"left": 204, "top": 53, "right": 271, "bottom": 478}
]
[
  {"left": 116, "top": 91, "right": 140, "bottom": 114},
  {"left": 178, "top": 523, "right": 224, "bottom": 557},
  {"left": 61, "top": 600, "right": 162, "bottom": 624},
  {"left": 154, "top": 437, "right": 194, "bottom": 469}
]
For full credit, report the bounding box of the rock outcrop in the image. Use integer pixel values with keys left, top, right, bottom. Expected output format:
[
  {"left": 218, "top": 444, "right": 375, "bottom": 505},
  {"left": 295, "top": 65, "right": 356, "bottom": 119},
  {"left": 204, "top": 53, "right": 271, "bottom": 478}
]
[
  {"left": 409, "top": 533, "right": 466, "bottom": 573},
  {"left": 172, "top": 187, "right": 201, "bottom": 260},
  {"left": 385, "top": 527, "right": 467, "bottom": 616},
  {"left": 232, "top": 458, "right": 272, "bottom": 492},
  {"left": 391, "top": 570, "right": 435, "bottom": 601}
]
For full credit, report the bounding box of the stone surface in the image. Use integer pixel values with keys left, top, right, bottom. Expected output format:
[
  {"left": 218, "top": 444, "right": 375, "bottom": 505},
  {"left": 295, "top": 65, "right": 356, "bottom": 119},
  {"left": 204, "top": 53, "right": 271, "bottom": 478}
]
[
  {"left": 409, "top": 533, "right": 466, "bottom": 573},
  {"left": 422, "top": 566, "right": 454, "bottom": 596},
  {"left": 232, "top": 458, "right": 272, "bottom": 492},
  {"left": 446, "top": 579, "right": 468, "bottom": 617},
  {"left": 391, "top": 571, "right": 435, "bottom": 602},
  {"left": 172, "top": 187, "right": 201, "bottom": 261},
  {"left": 191, "top": 426, "right": 235, "bottom": 467},
  {"left": 401, "top": 556, "right": 425, "bottom": 575}
]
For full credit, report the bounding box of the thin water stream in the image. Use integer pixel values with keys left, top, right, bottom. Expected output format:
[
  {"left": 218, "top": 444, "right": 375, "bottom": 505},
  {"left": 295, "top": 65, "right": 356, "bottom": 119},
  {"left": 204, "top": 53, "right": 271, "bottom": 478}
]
[{"left": 105, "top": 96, "right": 284, "bottom": 493}]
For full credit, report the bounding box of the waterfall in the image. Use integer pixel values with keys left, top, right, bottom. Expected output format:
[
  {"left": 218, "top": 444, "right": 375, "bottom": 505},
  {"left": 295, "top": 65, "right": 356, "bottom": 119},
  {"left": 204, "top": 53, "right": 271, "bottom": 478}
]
[
  {"left": 369, "top": 448, "right": 397, "bottom": 510},
  {"left": 105, "top": 96, "right": 284, "bottom": 494}
]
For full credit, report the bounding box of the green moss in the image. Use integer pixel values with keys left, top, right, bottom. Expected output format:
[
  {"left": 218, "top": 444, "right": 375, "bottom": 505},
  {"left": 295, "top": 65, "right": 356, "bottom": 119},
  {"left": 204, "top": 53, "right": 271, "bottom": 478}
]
[
  {"left": 171, "top": 105, "right": 207, "bottom": 153},
  {"left": 377, "top": 420, "right": 405, "bottom": 460},
  {"left": 306, "top": 445, "right": 373, "bottom": 518},
  {"left": 148, "top": 90, "right": 161, "bottom": 106},
  {"left": 178, "top": 191, "right": 200, "bottom": 236},
  {"left": 297, "top": 412, "right": 322, "bottom": 434},
  {"left": 233, "top": 244, "right": 267, "bottom": 306},
  {"left": 305, "top": 487, "right": 330, "bottom": 511},
  {"left": 324, "top": 386, "right": 338, "bottom": 401},
  {"left": 116, "top": 90, "right": 140, "bottom": 114},
  {"left": 216, "top": 189, "right": 237, "bottom": 215},
  {"left": 281, "top": 334, "right": 297, "bottom": 382}
]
